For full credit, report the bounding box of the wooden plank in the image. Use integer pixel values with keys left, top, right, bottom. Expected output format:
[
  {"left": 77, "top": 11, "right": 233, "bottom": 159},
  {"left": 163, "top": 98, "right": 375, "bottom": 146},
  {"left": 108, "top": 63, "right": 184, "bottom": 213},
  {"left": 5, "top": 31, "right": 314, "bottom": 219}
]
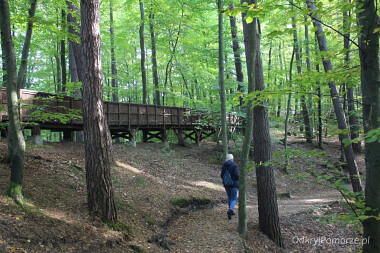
[
  {"left": 146, "top": 104, "right": 149, "bottom": 126},
  {"left": 118, "top": 103, "right": 121, "bottom": 126},
  {"left": 128, "top": 103, "right": 130, "bottom": 128},
  {"left": 155, "top": 106, "right": 157, "bottom": 125},
  {"left": 171, "top": 107, "right": 173, "bottom": 126},
  {"left": 137, "top": 104, "right": 140, "bottom": 126},
  {"left": 178, "top": 108, "right": 180, "bottom": 126},
  {"left": 70, "top": 97, "right": 73, "bottom": 124}
]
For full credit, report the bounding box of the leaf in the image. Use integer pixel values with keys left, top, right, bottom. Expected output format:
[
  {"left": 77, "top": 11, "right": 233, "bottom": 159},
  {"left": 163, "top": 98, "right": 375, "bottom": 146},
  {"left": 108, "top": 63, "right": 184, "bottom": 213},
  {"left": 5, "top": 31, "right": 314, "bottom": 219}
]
[{"left": 245, "top": 16, "right": 253, "bottom": 24}]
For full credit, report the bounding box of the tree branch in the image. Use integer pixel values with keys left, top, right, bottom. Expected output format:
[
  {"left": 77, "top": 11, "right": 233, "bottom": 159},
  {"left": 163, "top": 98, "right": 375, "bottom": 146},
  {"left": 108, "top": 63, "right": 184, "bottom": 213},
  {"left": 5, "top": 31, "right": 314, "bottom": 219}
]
[{"left": 288, "top": 1, "right": 361, "bottom": 50}]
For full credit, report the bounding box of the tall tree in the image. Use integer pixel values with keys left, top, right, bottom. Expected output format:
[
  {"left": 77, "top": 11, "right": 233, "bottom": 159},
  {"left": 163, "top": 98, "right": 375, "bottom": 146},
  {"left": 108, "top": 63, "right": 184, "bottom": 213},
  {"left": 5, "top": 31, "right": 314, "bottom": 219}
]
[
  {"left": 80, "top": 0, "right": 117, "bottom": 222},
  {"left": 238, "top": 0, "right": 257, "bottom": 235},
  {"left": 241, "top": 0, "right": 283, "bottom": 246},
  {"left": 163, "top": 4, "right": 183, "bottom": 106},
  {"left": 0, "top": 0, "right": 37, "bottom": 203},
  {"left": 17, "top": 0, "right": 38, "bottom": 90},
  {"left": 54, "top": 9, "right": 62, "bottom": 93},
  {"left": 306, "top": 0, "right": 362, "bottom": 193},
  {"left": 229, "top": 3, "right": 244, "bottom": 107},
  {"left": 343, "top": 5, "right": 361, "bottom": 153},
  {"left": 149, "top": 11, "right": 160, "bottom": 105},
  {"left": 277, "top": 42, "right": 285, "bottom": 117},
  {"left": 61, "top": 9, "right": 67, "bottom": 92},
  {"left": 304, "top": 15, "right": 314, "bottom": 138},
  {"left": 67, "top": 1, "right": 84, "bottom": 92},
  {"left": 356, "top": 0, "right": 380, "bottom": 251},
  {"left": 109, "top": 0, "right": 118, "bottom": 102},
  {"left": 218, "top": 0, "right": 228, "bottom": 161},
  {"left": 67, "top": 1, "right": 84, "bottom": 142},
  {"left": 139, "top": 0, "right": 147, "bottom": 104},
  {"left": 290, "top": 1, "right": 312, "bottom": 143},
  {"left": 253, "top": 16, "right": 283, "bottom": 249}
]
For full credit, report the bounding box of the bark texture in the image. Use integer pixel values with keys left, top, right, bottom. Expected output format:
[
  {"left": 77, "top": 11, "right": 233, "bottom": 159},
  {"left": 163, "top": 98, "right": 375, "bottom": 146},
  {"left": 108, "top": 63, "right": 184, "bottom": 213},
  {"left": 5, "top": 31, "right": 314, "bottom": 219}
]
[
  {"left": 356, "top": 0, "right": 380, "bottom": 251},
  {"left": 253, "top": 26, "right": 283, "bottom": 247},
  {"left": 0, "top": 0, "right": 27, "bottom": 202},
  {"left": 238, "top": 0, "right": 257, "bottom": 235},
  {"left": 80, "top": 0, "right": 117, "bottom": 222}
]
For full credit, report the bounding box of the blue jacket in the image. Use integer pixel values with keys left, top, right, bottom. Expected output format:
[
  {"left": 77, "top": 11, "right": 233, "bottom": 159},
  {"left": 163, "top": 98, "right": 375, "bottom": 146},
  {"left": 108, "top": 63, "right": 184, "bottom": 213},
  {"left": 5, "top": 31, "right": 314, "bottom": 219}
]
[{"left": 220, "top": 160, "right": 239, "bottom": 188}]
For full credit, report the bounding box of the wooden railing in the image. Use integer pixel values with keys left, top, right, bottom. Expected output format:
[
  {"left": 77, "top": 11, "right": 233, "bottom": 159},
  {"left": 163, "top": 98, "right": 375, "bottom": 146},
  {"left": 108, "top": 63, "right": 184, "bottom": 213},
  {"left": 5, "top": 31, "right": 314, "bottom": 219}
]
[{"left": 0, "top": 87, "right": 204, "bottom": 129}]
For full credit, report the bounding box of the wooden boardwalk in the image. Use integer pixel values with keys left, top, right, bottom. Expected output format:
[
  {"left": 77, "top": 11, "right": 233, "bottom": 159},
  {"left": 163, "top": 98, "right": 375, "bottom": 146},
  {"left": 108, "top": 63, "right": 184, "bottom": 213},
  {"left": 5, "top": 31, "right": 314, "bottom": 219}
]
[{"left": 0, "top": 87, "right": 238, "bottom": 143}]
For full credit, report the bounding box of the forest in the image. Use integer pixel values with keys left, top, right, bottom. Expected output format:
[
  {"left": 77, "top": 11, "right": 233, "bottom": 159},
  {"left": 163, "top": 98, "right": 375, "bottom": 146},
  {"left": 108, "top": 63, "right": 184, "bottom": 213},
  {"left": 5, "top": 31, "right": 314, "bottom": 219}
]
[{"left": 0, "top": 0, "right": 379, "bottom": 252}]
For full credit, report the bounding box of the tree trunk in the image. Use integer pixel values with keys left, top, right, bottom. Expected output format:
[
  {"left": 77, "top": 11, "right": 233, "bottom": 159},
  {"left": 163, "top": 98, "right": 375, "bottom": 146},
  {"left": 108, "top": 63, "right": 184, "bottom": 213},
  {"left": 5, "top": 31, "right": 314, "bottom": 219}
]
[
  {"left": 229, "top": 3, "right": 244, "bottom": 106},
  {"left": 139, "top": 0, "right": 147, "bottom": 104},
  {"left": 66, "top": 1, "right": 83, "bottom": 142},
  {"left": 164, "top": 5, "right": 183, "bottom": 106},
  {"left": 0, "top": 0, "right": 27, "bottom": 203},
  {"left": 267, "top": 40, "right": 272, "bottom": 86},
  {"left": 218, "top": 0, "right": 228, "bottom": 161},
  {"left": 80, "top": 0, "right": 117, "bottom": 222},
  {"left": 343, "top": 6, "right": 361, "bottom": 153},
  {"left": 304, "top": 15, "right": 314, "bottom": 138},
  {"left": 306, "top": 0, "right": 362, "bottom": 193},
  {"left": 55, "top": 46, "right": 61, "bottom": 92},
  {"left": 17, "top": 0, "right": 37, "bottom": 90},
  {"left": 290, "top": 3, "right": 312, "bottom": 143},
  {"left": 149, "top": 12, "right": 160, "bottom": 105},
  {"left": 284, "top": 49, "right": 295, "bottom": 171},
  {"left": 238, "top": 0, "right": 257, "bottom": 235},
  {"left": 277, "top": 42, "right": 284, "bottom": 117},
  {"left": 314, "top": 37, "right": 323, "bottom": 149},
  {"left": 110, "top": 0, "right": 118, "bottom": 102},
  {"left": 356, "top": 0, "right": 380, "bottom": 251},
  {"left": 61, "top": 9, "right": 67, "bottom": 93},
  {"left": 253, "top": 18, "right": 283, "bottom": 247},
  {"left": 66, "top": 1, "right": 84, "bottom": 90}
]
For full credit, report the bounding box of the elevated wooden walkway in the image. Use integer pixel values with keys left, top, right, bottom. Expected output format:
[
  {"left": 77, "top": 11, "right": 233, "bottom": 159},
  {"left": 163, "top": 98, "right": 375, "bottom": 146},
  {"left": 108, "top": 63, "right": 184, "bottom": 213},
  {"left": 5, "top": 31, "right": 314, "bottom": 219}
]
[{"left": 0, "top": 87, "right": 238, "bottom": 143}]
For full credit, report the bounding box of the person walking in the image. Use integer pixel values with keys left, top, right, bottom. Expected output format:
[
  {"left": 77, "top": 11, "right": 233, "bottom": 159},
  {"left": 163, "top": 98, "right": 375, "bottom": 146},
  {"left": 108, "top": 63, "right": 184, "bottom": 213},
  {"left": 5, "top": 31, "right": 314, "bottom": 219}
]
[{"left": 220, "top": 154, "right": 239, "bottom": 219}]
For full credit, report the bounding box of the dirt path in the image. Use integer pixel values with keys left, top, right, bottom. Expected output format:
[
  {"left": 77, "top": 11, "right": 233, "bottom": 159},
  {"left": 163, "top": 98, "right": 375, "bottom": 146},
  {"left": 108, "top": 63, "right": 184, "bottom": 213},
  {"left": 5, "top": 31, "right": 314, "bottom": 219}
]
[{"left": 0, "top": 140, "right": 362, "bottom": 253}]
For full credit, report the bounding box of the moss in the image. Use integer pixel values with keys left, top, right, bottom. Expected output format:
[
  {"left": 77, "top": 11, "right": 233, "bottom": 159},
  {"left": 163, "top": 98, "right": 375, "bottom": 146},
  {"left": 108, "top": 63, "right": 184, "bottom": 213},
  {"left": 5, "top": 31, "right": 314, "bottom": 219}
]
[
  {"left": 104, "top": 221, "right": 132, "bottom": 234},
  {"left": 6, "top": 181, "right": 24, "bottom": 206}
]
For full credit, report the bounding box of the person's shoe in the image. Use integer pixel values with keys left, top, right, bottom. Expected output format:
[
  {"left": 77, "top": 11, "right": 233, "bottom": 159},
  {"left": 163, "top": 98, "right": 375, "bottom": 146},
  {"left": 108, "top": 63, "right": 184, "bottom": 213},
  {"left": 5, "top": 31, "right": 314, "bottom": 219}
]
[
  {"left": 231, "top": 210, "right": 235, "bottom": 216},
  {"left": 227, "top": 209, "right": 232, "bottom": 220}
]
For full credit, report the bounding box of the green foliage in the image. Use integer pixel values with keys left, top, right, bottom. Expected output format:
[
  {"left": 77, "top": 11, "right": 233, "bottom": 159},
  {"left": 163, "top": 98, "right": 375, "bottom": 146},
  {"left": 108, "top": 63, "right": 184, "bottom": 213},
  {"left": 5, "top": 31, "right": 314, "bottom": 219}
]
[
  {"left": 316, "top": 186, "right": 380, "bottom": 232},
  {"left": 22, "top": 97, "right": 82, "bottom": 124},
  {"left": 70, "top": 165, "right": 84, "bottom": 180},
  {"left": 104, "top": 221, "right": 131, "bottom": 234},
  {"left": 342, "top": 118, "right": 380, "bottom": 146},
  {"left": 137, "top": 177, "right": 145, "bottom": 188},
  {"left": 111, "top": 175, "right": 121, "bottom": 186}
]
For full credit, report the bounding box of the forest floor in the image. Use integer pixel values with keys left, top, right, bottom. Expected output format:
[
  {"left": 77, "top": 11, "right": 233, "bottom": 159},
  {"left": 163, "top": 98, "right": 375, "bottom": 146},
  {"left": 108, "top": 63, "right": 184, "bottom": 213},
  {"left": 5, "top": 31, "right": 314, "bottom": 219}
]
[{"left": 0, "top": 134, "right": 366, "bottom": 253}]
